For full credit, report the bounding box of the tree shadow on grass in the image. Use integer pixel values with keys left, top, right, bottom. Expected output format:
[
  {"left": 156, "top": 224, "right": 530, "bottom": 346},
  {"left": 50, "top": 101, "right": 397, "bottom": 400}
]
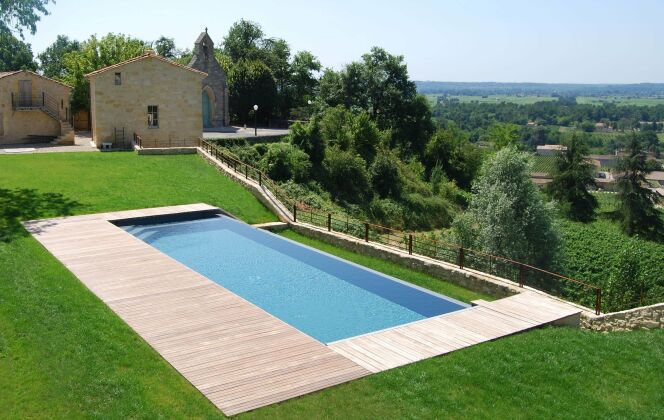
[{"left": 0, "top": 188, "right": 83, "bottom": 242}]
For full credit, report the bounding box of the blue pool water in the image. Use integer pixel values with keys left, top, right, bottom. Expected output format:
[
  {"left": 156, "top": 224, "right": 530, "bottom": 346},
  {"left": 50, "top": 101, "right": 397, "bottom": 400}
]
[{"left": 122, "top": 215, "right": 467, "bottom": 343}]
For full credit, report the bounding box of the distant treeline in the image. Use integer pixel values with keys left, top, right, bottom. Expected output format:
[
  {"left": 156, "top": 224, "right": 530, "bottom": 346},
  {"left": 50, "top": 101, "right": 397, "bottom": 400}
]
[{"left": 415, "top": 81, "right": 664, "bottom": 97}]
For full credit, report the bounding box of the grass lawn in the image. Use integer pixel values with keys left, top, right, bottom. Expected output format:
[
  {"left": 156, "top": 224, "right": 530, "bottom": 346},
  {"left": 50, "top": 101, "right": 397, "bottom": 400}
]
[
  {"left": 426, "top": 93, "right": 556, "bottom": 105},
  {"left": 1, "top": 152, "right": 663, "bottom": 418},
  {"left": 0, "top": 152, "right": 276, "bottom": 224},
  {"left": 279, "top": 230, "right": 489, "bottom": 303}
]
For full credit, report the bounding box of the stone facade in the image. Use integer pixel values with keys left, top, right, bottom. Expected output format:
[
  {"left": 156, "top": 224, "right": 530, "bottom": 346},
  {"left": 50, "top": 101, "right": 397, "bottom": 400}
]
[
  {"left": 188, "top": 30, "right": 229, "bottom": 128},
  {"left": 581, "top": 302, "right": 664, "bottom": 332},
  {"left": 0, "top": 71, "right": 71, "bottom": 144},
  {"left": 86, "top": 52, "right": 206, "bottom": 148}
]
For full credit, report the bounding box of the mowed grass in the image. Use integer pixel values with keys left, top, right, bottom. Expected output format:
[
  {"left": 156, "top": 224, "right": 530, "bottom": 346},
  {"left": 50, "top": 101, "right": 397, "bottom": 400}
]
[
  {"left": 0, "top": 152, "right": 276, "bottom": 223},
  {"left": 279, "top": 230, "right": 490, "bottom": 303},
  {"left": 245, "top": 327, "right": 664, "bottom": 419},
  {"left": 1, "top": 152, "right": 663, "bottom": 418}
]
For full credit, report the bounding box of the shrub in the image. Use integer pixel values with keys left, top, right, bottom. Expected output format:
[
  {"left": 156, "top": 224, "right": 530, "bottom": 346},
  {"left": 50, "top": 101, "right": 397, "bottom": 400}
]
[
  {"left": 370, "top": 149, "right": 403, "bottom": 199},
  {"left": 322, "top": 147, "right": 371, "bottom": 203},
  {"left": 259, "top": 143, "right": 311, "bottom": 182},
  {"left": 368, "top": 198, "right": 405, "bottom": 227}
]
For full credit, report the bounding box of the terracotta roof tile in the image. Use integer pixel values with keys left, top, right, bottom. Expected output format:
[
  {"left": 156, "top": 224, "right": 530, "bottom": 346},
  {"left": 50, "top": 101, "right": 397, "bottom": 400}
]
[{"left": 85, "top": 52, "right": 208, "bottom": 78}]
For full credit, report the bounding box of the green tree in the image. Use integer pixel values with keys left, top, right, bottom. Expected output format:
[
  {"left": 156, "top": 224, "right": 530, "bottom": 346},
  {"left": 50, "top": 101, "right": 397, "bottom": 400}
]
[
  {"left": 547, "top": 134, "right": 598, "bottom": 222},
  {"left": 259, "top": 143, "right": 310, "bottom": 182},
  {"left": 60, "top": 33, "right": 147, "bottom": 112},
  {"left": 0, "top": 32, "right": 37, "bottom": 71},
  {"left": 319, "top": 105, "right": 353, "bottom": 150},
  {"left": 221, "top": 19, "right": 265, "bottom": 62},
  {"left": 0, "top": 0, "right": 52, "bottom": 38},
  {"left": 329, "top": 47, "right": 434, "bottom": 156},
  {"left": 350, "top": 113, "right": 381, "bottom": 163},
  {"left": 37, "top": 35, "right": 80, "bottom": 78},
  {"left": 318, "top": 68, "right": 344, "bottom": 107},
  {"left": 488, "top": 122, "right": 521, "bottom": 149},
  {"left": 323, "top": 147, "right": 371, "bottom": 203},
  {"left": 370, "top": 149, "right": 403, "bottom": 199},
  {"left": 615, "top": 134, "right": 664, "bottom": 239},
  {"left": 289, "top": 51, "right": 321, "bottom": 106},
  {"left": 453, "top": 146, "right": 559, "bottom": 267},
  {"left": 425, "top": 124, "right": 483, "bottom": 189},
  {"left": 228, "top": 59, "right": 277, "bottom": 124},
  {"left": 289, "top": 118, "right": 326, "bottom": 167},
  {"left": 640, "top": 130, "right": 660, "bottom": 158},
  {"left": 153, "top": 36, "right": 177, "bottom": 58}
]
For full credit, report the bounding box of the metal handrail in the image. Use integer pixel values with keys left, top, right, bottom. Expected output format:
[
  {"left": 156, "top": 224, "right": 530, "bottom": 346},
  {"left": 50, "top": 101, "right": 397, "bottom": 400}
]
[{"left": 198, "top": 138, "right": 603, "bottom": 314}]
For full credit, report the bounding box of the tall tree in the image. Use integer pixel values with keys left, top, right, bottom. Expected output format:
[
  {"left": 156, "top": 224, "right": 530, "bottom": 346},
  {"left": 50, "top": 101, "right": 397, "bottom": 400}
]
[
  {"left": 453, "top": 146, "right": 559, "bottom": 267},
  {"left": 221, "top": 19, "right": 265, "bottom": 62},
  {"left": 547, "top": 134, "right": 598, "bottom": 222},
  {"left": 37, "top": 35, "right": 80, "bottom": 78},
  {"left": 331, "top": 47, "right": 434, "bottom": 156},
  {"left": 289, "top": 50, "right": 321, "bottom": 106},
  {"left": 0, "top": 32, "right": 37, "bottom": 71},
  {"left": 153, "top": 36, "right": 177, "bottom": 58},
  {"left": 227, "top": 59, "right": 277, "bottom": 124},
  {"left": 615, "top": 134, "right": 664, "bottom": 239},
  {"left": 424, "top": 123, "right": 483, "bottom": 189},
  {"left": 0, "top": 0, "right": 52, "bottom": 38}
]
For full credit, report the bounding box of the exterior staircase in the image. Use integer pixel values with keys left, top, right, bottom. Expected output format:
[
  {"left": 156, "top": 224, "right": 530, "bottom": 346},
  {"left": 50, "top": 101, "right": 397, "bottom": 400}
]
[{"left": 52, "top": 121, "right": 75, "bottom": 145}]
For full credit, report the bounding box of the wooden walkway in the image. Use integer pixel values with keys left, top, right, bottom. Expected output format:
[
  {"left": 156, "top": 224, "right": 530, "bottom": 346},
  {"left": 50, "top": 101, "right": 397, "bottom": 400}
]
[
  {"left": 25, "top": 204, "right": 581, "bottom": 415},
  {"left": 329, "top": 292, "right": 580, "bottom": 373},
  {"left": 24, "top": 205, "right": 369, "bottom": 416}
]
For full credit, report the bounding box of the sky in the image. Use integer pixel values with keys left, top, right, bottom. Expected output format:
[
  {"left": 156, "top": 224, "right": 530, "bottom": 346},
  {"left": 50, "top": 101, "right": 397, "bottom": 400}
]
[{"left": 23, "top": 0, "right": 664, "bottom": 84}]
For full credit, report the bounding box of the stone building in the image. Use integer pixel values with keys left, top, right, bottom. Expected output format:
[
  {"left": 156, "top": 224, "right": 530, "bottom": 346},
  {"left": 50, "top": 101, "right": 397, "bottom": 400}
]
[
  {"left": 0, "top": 71, "right": 73, "bottom": 144},
  {"left": 86, "top": 51, "right": 207, "bottom": 148},
  {"left": 188, "top": 29, "right": 230, "bottom": 128}
]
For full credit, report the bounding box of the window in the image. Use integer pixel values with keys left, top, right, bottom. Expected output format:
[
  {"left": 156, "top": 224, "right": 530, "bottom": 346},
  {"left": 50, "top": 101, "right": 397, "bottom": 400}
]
[
  {"left": 61, "top": 99, "right": 64, "bottom": 109},
  {"left": 114, "top": 72, "right": 122, "bottom": 85},
  {"left": 148, "top": 105, "right": 159, "bottom": 128}
]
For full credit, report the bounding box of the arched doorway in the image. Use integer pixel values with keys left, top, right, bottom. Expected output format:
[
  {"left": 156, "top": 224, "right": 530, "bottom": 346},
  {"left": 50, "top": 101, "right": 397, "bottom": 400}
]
[{"left": 202, "top": 90, "right": 211, "bottom": 128}]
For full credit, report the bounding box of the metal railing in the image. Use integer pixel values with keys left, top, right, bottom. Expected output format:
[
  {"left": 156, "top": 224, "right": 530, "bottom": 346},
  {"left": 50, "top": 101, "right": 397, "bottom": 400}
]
[
  {"left": 132, "top": 133, "right": 197, "bottom": 149},
  {"left": 11, "top": 91, "right": 60, "bottom": 120},
  {"left": 198, "top": 138, "right": 603, "bottom": 314}
]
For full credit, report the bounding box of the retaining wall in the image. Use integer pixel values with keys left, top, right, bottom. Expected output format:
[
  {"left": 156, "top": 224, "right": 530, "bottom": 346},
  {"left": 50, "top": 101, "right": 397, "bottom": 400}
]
[{"left": 582, "top": 302, "right": 664, "bottom": 332}]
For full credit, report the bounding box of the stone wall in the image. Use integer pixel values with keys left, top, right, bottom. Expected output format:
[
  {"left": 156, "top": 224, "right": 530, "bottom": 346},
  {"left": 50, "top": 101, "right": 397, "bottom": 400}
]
[
  {"left": 0, "top": 71, "right": 71, "bottom": 144},
  {"left": 581, "top": 302, "right": 664, "bottom": 332},
  {"left": 89, "top": 55, "right": 205, "bottom": 148}
]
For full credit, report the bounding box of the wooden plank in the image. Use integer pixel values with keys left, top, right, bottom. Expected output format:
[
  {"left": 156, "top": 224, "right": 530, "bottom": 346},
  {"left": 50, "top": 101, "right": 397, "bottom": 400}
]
[{"left": 25, "top": 205, "right": 369, "bottom": 416}]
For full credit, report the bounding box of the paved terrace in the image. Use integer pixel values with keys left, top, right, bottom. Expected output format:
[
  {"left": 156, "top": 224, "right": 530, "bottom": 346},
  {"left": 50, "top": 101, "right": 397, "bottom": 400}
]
[{"left": 25, "top": 204, "right": 580, "bottom": 415}]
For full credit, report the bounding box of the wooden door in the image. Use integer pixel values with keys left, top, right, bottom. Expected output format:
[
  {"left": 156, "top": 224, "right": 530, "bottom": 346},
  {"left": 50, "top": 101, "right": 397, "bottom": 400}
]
[{"left": 18, "top": 80, "right": 32, "bottom": 106}]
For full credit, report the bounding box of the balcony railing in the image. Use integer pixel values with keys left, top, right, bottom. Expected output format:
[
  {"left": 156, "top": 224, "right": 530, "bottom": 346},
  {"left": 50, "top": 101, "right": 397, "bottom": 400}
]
[{"left": 11, "top": 92, "right": 60, "bottom": 120}]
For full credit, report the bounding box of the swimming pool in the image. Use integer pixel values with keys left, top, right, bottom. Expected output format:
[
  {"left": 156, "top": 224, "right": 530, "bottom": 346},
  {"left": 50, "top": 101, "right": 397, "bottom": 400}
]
[{"left": 121, "top": 214, "right": 468, "bottom": 343}]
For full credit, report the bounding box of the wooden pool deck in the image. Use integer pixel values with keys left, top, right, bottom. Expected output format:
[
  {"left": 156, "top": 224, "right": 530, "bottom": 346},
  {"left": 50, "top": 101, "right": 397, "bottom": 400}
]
[{"left": 24, "top": 204, "right": 581, "bottom": 415}]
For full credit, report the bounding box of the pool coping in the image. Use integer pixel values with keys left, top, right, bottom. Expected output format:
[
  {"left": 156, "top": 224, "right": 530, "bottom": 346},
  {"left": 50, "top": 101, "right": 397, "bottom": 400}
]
[{"left": 23, "top": 203, "right": 582, "bottom": 414}]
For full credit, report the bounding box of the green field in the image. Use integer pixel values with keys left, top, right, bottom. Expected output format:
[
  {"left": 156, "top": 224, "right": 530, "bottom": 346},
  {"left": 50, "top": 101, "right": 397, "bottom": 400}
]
[
  {"left": 577, "top": 96, "right": 664, "bottom": 106},
  {"left": 426, "top": 94, "right": 557, "bottom": 105},
  {"left": 426, "top": 94, "right": 664, "bottom": 107},
  {"left": 2, "top": 152, "right": 663, "bottom": 418}
]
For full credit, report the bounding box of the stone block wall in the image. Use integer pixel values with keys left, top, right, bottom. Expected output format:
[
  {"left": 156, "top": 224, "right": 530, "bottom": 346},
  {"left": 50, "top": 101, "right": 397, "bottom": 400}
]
[
  {"left": 89, "top": 56, "right": 204, "bottom": 148},
  {"left": 582, "top": 302, "right": 664, "bottom": 332},
  {"left": 0, "top": 71, "right": 71, "bottom": 144}
]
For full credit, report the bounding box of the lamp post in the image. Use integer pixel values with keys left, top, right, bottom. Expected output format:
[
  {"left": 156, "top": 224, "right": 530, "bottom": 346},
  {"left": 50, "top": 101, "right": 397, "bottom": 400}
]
[{"left": 253, "top": 104, "right": 258, "bottom": 136}]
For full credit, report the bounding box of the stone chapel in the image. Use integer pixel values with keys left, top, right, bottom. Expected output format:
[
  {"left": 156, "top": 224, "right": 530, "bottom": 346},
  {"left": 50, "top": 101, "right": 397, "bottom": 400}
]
[{"left": 188, "top": 29, "right": 229, "bottom": 128}]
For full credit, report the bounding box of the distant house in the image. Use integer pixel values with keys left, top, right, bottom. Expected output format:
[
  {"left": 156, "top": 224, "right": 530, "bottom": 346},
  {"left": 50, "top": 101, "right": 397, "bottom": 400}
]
[
  {"left": 594, "top": 122, "right": 608, "bottom": 131},
  {"left": 86, "top": 51, "right": 207, "bottom": 148},
  {"left": 0, "top": 71, "right": 73, "bottom": 145},
  {"left": 536, "top": 144, "right": 566, "bottom": 156},
  {"left": 526, "top": 120, "right": 537, "bottom": 127}
]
